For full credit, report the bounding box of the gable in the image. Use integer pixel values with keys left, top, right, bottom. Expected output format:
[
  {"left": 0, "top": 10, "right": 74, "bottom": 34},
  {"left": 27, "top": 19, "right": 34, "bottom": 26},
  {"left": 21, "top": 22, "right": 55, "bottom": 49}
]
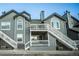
[
  {"left": 0, "top": 10, "right": 19, "bottom": 19},
  {"left": 44, "top": 13, "right": 65, "bottom": 21},
  {"left": 13, "top": 14, "right": 30, "bottom": 22},
  {"left": 51, "top": 16, "right": 64, "bottom": 22},
  {"left": 21, "top": 11, "right": 31, "bottom": 20}
]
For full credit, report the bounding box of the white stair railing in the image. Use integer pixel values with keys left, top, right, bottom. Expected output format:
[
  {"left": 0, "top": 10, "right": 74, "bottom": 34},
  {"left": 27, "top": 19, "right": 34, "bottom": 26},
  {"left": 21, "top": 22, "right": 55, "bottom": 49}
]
[
  {"left": 48, "top": 25, "right": 78, "bottom": 50},
  {"left": 25, "top": 41, "right": 30, "bottom": 50},
  {"left": 0, "top": 31, "right": 17, "bottom": 48}
]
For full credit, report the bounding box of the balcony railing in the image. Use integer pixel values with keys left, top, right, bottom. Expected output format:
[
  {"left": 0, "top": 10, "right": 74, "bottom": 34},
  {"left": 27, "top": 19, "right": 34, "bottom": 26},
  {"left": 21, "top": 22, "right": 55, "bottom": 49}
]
[{"left": 30, "top": 24, "right": 48, "bottom": 31}]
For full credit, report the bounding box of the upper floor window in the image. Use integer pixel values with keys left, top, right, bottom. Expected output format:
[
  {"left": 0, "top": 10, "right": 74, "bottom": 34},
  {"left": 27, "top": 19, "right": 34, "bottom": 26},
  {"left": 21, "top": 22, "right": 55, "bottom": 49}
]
[
  {"left": 52, "top": 21, "right": 60, "bottom": 29},
  {"left": 17, "top": 19, "right": 23, "bottom": 30},
  {"left": 17, "top": 34, "right": 23, "bottom": 43},
  {"left": 1, "top": 22, "right": 10, "bottom": 30},
  {"left": 57, "top": 22, "right": 60, "bottom": 28}
]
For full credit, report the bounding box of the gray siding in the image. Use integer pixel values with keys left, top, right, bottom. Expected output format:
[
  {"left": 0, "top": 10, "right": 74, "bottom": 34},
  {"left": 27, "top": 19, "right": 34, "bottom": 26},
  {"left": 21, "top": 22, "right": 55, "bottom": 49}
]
[
  {"left": 44, "top": 16, "right": 67, "bottom": 35},
  {"left": 0, "top": 12, "right": 17, "bottom": 41},
  {"left": 15, "top": 16, "right": 30, "bottom": 44},
  {"left": 15, "top": 16, "right": 25, "bottom": 43},
  {"left": 25, "top": 21, "right": 30, "bottom": 43},
  {"left": 48, "top": 33, "right": 56, "bottom": 50},
  {"left": 65, "top": 13, "right": 78, "bottom": 28},
  {"left": 0, "top": 12, "right": 30, "bottom": 45},
  {"left": 67, "top": 30, "right": 79, "bottom": 40}
]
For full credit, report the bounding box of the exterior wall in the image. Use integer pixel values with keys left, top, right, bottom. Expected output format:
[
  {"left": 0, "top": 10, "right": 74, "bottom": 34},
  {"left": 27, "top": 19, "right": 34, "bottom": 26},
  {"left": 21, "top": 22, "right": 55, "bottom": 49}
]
[
  {"left": 25, "top": 21, "right": 30, "bottom": 44},
  {"left": 0, "top": 12, "right": 30, "bottom": 49},
  {"left": 56, "top": 40, "right": 72, "bottom": 50},
  {"left": 15, "top": 16, "right": 30, "bottom": 49},
  {"left": 67, "top": 30, "right": 79, "bottom": 40},
  {"left": 15, "top": 16, "right": 25, "bottom": 43},
  {"left": 30, "top": 20, "right": 42, "bottom": 24},
  {"left": 15, "top": 16, "right": 30, "bottom": 44},
  {"left": 44, "top": 16, "right": 67, "bottom": 35},
  {"left": 22, "top": 13, "right": 30, "bottom": 20},
  {"left": 64, "top": 13, "right": 79, "bottom": 40},
  {"left": 68, "top": 17, "right": 77, "bottom": 28},
  {"left": 0, "top": 38, "right": 13, "bottom": 50},
  {"left": 0, "top": 12, "right": 17, "bottom": 41},
  {"left": 66, "top": 13, "right": 78, "bottom": 28},
  {"left": 0, "top": 11, "right": 78, "bottom": 50},
  {"left": 48, "top": 33, "right": 56, "bottom": 50}
]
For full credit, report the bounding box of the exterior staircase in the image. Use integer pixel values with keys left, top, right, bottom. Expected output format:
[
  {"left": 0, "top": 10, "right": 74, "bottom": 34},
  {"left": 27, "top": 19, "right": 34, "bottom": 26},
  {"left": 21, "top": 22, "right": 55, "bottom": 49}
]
[
  {"left": 30, "top": 24, "right": 78, "bottom": 50},
  {"left": 0, "top": 31, "right": 17, "bottom": 49},
  {"left": 48, "top": 25, "right": 78, "bottom": 50}
]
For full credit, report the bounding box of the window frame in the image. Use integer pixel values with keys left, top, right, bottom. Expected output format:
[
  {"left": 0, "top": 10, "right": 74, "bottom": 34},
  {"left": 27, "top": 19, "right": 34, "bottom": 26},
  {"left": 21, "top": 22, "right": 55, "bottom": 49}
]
[
  {"left": 17, "top": 19, "right": 23, "bottom": 30},
  {"left": 56, "top": 22, "right": 60, "bottom": 29},
  {"left": 17, "top": 34, "right": 23, "bottom": 43},
  {"left": 1, "top": 22, "right": 11, "bottom": 30},
  {"left": 51, "top": 20, "right": 60, "bottom": 29}
]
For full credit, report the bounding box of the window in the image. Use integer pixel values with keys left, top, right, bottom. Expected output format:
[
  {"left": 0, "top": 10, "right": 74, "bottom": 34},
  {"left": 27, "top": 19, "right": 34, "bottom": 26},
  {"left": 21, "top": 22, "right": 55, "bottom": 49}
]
[
  {"left": 52, "top": 21, "right": 60, "bottom": 29},
  {"left": 17, "top": 19, "right": 23, "bottom": 30},
  {"left": 57, "top": 22, "right": 59, "bottom": 28},
  {"left": 52, "top": 22, "right": 54, "bottom": 27},
  {"left": 1, "top": 22, "right": 10, "bottom": 30},
  {"left": 17, "top": 34, "right": 23, "bottom": 43}
]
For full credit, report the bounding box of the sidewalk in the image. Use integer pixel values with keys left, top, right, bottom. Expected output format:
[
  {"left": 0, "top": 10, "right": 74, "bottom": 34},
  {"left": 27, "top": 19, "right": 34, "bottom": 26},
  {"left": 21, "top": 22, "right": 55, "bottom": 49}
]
[{"left": 0, "top": 50, "right": 79, "bottom": 56}]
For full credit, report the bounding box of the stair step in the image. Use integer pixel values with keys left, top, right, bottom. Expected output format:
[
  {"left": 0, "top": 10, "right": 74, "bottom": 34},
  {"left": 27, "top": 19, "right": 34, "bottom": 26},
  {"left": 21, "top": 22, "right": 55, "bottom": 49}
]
[{"left": 31, "top": 44, "right": 48, "bottom": 47}]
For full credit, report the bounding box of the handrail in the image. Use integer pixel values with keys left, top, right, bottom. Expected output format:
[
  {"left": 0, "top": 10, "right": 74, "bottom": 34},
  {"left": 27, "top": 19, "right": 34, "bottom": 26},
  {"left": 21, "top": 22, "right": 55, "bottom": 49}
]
[
  {"left": 48, "top": 25, "right": 75, "bottom": 44},
  {"left": 25, "top": 41, "right": 30, "bottom": 46},
  {"left": 0, "top": 31, "right": 17, "bottom": 44},
  {"left": 0, "top": 31, "right": 17, "bottom": 48},
  {"left": 25, "top": 41, "right": 30, "bottom": 50}
]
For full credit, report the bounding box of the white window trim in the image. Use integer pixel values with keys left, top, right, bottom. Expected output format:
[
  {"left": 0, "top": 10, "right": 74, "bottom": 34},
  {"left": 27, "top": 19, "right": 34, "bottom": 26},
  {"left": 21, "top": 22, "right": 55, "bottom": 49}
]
[
  {"left": 51, "top": 20, "right": 60, "bottom": 29},
  {"left": 1, "top": 22, "right": 11, "bottom": 30},
  {"left": 17, "top": 34, "right": 23, "bottom": 43},
  {"left": 17, "top": 19, "right": 23, "bottom": 30},
  {"left": 56, "top": 21, "right": 60, "bottom": 29}
]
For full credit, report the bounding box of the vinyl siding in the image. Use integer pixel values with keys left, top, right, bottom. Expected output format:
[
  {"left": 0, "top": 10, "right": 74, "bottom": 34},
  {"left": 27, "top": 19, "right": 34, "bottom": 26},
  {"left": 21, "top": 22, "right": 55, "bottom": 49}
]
[{"left": 0, "top": 12, "right": 17, "bottom": 41}]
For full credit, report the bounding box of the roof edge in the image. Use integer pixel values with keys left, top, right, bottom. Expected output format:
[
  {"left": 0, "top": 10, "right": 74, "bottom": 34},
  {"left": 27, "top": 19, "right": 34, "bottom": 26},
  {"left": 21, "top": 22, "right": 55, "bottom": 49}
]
[{"left": 43, "top": 12, "right": 66, "bottom": 21}]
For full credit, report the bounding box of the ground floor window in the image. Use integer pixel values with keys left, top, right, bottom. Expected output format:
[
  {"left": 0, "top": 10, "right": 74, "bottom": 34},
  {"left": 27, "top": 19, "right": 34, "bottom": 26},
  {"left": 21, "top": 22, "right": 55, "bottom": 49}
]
[{"left": 17, "top": 34, "right": 23, "bottom": 43}]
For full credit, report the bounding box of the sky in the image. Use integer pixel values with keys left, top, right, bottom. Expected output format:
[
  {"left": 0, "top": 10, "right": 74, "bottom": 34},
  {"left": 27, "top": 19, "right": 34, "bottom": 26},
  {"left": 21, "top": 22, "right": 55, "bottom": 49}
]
[{"left": 0, "top": 3, "right": 79, "bottom": 19}]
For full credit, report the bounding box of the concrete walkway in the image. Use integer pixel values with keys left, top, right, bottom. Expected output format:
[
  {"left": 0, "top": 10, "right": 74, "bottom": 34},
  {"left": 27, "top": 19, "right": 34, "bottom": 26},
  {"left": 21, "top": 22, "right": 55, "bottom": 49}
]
[{"left": 0, "top": 50, "right": 79, "bottom": 56}]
